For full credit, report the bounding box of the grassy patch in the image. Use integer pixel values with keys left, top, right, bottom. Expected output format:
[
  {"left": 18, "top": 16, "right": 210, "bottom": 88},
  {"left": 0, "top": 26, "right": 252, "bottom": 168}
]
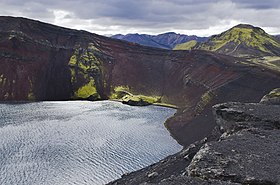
[
  {"left": 75, "top": 78, "right": 98, "bottom": 99},
  {"left": 122, "top": 94, "right": 160, "bottom": 104},
  {"left": 174, "top": 40, "right": 197, "bottom": 50}
]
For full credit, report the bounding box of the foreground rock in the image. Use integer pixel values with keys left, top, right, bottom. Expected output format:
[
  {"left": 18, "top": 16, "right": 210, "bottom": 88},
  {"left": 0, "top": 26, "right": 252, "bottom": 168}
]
[
  {"left": 260, "top": 88, "right": 280, "bottom": 105},
  {"left": 213, "top": 102, "right": 280, "bottom": 133},
  {"left": 143, "top": 176, "right": 240, "bottom": 185},
  {"left": 188, "top": 128, "right": 280, "bottom": 184},
  {"left": 108, "top": 89, "right": 280, "bottom": 185}
]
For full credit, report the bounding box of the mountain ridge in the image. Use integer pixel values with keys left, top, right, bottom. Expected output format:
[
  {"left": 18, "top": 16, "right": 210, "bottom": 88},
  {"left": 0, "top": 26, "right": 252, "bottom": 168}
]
[{"left": 111, "top": 32, "right": 208, "bottom": 49}]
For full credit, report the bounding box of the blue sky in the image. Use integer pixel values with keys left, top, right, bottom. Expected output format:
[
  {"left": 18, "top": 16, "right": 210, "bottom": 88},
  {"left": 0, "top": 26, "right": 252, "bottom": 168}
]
[{"left": 0, "top": 0, "right": 279, "bottom": 36}]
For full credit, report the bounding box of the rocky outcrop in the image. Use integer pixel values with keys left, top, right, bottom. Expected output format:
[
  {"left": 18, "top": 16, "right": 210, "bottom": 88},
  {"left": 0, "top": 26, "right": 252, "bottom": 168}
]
[
  {"left": 121, "top": 95, "right": 152, "bottom": 106},
  {"left": 188, "top": 128, "right": 280, "bottom": 184},
  {"left": 188, "top": 100, "right": 280, "bottom": 184},
  {"left": 143, "top": 176, "right": 240, "bottom": 185},
  {"left": 109, "top": 89, "right": 280, "bottom": 184},
  {"left": 260, "top": 88, "right": 280, "bottom": 105}
]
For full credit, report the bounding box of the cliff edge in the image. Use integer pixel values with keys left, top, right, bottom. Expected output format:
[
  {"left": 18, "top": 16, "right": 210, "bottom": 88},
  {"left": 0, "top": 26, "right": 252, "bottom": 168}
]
[{"left": 108, "top": 88, "right": 280, "bottom": 184}]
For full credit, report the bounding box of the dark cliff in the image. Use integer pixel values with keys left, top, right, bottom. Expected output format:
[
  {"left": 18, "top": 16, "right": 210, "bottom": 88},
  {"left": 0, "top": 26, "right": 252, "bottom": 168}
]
[
  {"left": 1, "top": 16, "right": 280, "bottom": 146},
  {"left": 109, "top": 89, "right": 280, "bottom": 185}
]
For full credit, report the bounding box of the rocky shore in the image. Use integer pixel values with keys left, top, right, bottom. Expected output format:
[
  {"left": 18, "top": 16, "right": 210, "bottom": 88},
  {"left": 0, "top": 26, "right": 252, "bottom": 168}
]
[{"left": 108, "top": 89, "right": 280, "bottom": 185}]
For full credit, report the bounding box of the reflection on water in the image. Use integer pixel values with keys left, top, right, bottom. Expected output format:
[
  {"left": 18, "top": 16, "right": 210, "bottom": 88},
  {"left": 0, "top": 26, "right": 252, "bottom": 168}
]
[{"left": 0, "top": 101, "right": 181, "bottom": 185}]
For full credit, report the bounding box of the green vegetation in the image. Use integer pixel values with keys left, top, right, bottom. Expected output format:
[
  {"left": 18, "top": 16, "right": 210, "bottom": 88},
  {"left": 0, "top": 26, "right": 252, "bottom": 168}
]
[
  {"left": 248, "top": 56, "right": 280, "bottom": 71},
  {"left": 173, "top": 40, "right": 197, "bottom": 50},
  {"left": 266, "top": 88, "right": 280, "bottom": 98},
  {"left": 75, "top": 78, "right": 98, "bottom": 99},
  {"left": 68, "top": 43, "right": 103, "bottom": 100},
  {"left": 195, "top": 90, "right": 215, "bottom": 113},
  {"left": 122, "top": 94, "right": 161, "bottom": 106},
  {"left": 124, "top": 94, "right": 160, "bottom": 104},
  {"left": 110, "top": 86, "right": 131, "bottom": 99},
  {"left": 110, "top": 86, "right": 163, "bottom": 106},
  {"left": 199, "top": 27, "right": 280, "bottom": 55}
]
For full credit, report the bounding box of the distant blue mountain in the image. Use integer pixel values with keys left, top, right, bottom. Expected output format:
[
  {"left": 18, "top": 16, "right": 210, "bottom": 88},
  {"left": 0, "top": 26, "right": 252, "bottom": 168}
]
[
  {"left": 275, "top": 35, "right": 280, "bottom": 42},
  {"left": 111, "top": 32, "right": 208, "bottom": 49}
]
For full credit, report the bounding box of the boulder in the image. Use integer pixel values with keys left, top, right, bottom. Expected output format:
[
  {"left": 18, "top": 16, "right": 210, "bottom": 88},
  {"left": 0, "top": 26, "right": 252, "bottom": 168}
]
[
  {"left": 188, "top": 128, "right": 280, "bottom": 184},
  {"left": 260, "top": 88, "right": 280, "bottom": 105},
  {"left": 148, "top": 172, "right": 159, "bottom": 179},
  {"left": 213, "top": 102, "right": 280, "bottom": 133},
  {"left": 122, "top": 95, "right": 151, "bottom": 106},
  {"left": 142, "top": 176, "right": 240, "bottom": 185}
]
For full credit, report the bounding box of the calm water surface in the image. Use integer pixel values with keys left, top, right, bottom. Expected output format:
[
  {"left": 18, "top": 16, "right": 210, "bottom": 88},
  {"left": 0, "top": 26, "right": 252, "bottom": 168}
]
[{"left": 0, "top": 101, "right": 181, "bottom": 185}]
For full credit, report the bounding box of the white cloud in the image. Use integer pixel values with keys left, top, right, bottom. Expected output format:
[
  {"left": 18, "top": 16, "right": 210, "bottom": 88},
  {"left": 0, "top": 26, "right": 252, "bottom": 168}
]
[{"left": 0, "top": 0, "right": 279, "bottom": 36}]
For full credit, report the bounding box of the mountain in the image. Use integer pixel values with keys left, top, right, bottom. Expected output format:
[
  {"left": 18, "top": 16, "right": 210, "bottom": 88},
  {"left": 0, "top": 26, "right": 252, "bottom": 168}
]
[
  {"left": 1, "top": 16, "right": 280, "bottom": 148},
  {"left": 173, "top": 40, "right": 199, "bottom": 50},
  {"left": 275, "top": 35, "right": 280, "bottom": 42},
  {"left": 175, "top": 24, "right": 280, "bottom": 58},
  {"left": 111, "top": 32, "right": 208, "bottom": 49},
  {"left": 150, "top": 32, "right": 208, "bottom": 48},
  {"left": 111, "top": 33, "right": 170, "bottom": 49}
]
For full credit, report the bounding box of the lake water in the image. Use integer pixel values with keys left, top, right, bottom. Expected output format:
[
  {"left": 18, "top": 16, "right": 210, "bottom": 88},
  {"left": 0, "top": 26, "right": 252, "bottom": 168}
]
[{"left": 0, "top": 101, "right": 181, "bottom": 185}]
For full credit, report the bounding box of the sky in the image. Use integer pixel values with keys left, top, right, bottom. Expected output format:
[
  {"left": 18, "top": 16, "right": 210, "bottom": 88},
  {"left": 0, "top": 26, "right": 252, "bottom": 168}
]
[{"left": 0, "top": 0, "right": 279, "bottom": 36}]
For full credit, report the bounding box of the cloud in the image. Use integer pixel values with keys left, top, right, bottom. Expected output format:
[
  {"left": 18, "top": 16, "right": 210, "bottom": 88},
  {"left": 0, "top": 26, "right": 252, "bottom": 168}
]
[{"left": 0, "top": 0, "right": 279, "bottom": 36}]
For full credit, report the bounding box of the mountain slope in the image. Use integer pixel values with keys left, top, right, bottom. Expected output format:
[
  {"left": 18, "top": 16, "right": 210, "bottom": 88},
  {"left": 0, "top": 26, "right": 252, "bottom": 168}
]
[
  {"left": 150, "top": 32, "right": 208, "bottom": 48},
  {"left": 1, "top": 16, "right": 280, "bottom": 147},
  {"left": 275, "top": 35, "right": 280, "bottom": 42},
  {"left": 173, "top": 40, "right": 198, "bottom": 50},
  {"left": 175, "top": 24, "right": 280, "bottom": 58},
  {"left": 111, "top": 32, "right": 208, "bottom": 49},
  {"left": 111, "top": 33, "right": 170, "bottom": 49}
]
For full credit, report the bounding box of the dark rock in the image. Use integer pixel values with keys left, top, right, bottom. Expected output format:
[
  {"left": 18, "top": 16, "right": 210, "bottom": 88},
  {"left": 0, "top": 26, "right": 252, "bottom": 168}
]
[
  {"left": 142, "top": 176, "right": 240, "bottom": 185},
  {"left": 122, "top": 96, "right": 151, "bottom": 106},
  {"left": 260, "top": 88, "right": 280, "bottom": 105},
  {"left": 188, "top": 128, "right": 280, "bottom": 184},
  {"left": 107, "top": 137, "right": 210, "bottom": 185},
  {"left": 213, "top": 102, "right": 280, "bottom": 133},
  {"left": 148, "top": 172, "right": 159, "bottom": 179},
  {"left": 108, "top": 99, "right": 280, "bottom": 184}
]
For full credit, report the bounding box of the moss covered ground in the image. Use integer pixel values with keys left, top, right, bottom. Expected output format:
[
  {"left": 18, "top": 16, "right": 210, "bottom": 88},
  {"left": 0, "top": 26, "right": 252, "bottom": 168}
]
[
  {"left": 173, "top": 40, "right": 197, "bottom": 50},
  {"left": 68, "top": 43, "right": 102, "bottom": 100}
]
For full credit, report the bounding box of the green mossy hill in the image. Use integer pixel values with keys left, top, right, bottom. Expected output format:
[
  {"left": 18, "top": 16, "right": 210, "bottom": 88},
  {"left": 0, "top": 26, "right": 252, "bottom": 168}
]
[
  {"left": 203, "top": 24, "right": 280, "bottom": 57},
  {"left": 68, "top": 43, "right": 102, "bottom": 100},
  {"left": 173, "top": 40, "right": 198, "bottom": 50},
  {"left": 177, "top": 24, "right": 280, "bottom": 58}
]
